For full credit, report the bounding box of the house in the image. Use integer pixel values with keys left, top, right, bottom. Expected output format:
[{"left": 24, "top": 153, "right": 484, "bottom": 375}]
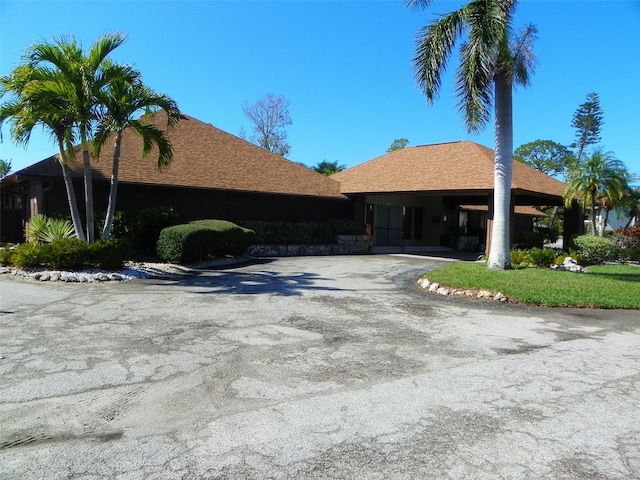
[
  {"left": 331, "top": 141, "right": 581, "bottom": 251},
  {"left": 0, "top": 113, "right": 352, "bottom": 242},
  {"left": 1, "top": 115, "right": 579, "bottom": 250}
]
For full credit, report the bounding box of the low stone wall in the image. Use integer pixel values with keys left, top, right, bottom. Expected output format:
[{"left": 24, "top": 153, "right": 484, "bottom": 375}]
[{"left": 248, "top": 235, "right": 372, "bottom": 257}]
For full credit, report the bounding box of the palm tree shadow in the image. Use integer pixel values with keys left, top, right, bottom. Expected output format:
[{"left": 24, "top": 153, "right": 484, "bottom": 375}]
[{"left": 151, "top": 260, "right": 347, "bottom": 297}]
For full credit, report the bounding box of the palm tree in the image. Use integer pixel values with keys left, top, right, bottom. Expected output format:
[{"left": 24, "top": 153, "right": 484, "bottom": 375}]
[
  {"left": 1, "top": 64, "right": 85, "bottom": 239},
  {"left": 405, "top": 0, "right": 537, "bottom": 269},
  {"left": 26, "top": 33, "right": 134, "bottom": 242},
  {"left": 563, "top": 148, "right": 629, "bottom": 236},
  {"left": 92, "top": 76, "right": 181, "bottom": 240}
]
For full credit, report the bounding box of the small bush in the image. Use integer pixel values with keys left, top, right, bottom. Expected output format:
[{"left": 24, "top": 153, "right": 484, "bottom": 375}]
[
  {"left": 40, "top": 238, "right": 89, "bottom": 270},
  {"left": 10, "top": 242, "right": 46, "bottom": 268},
  {"left": 0, "top": 245, "right": 14, "bottom": 265},
  {"left": 157, "top": 220, "right": 255, "bottom": 264},
  {"left": 528, "top": 247, "right": 558, "bottom": 267},
  {"left": 88, "top": 238, "right": 133, "bottom": 270},
  {"left": 573, "top": 234, "right": 619, "bottom": 265},
  {"left": 510, "top": 249, "right": 531, "bottom": 265}
]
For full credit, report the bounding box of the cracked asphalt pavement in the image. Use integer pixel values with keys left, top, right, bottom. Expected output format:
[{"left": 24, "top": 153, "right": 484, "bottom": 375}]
[{"left": 1, "top": 254, "right": 638, "bottom": 479}]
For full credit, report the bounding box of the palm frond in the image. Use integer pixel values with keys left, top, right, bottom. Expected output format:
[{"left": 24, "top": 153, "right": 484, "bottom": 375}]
[{"left": 413, "top": 7, "right": 468, "bottom": 104}]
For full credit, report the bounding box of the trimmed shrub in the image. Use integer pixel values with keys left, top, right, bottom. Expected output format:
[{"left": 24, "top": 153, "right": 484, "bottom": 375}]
[
  {"left": 8, "top": 242, "right": 43, "bottom": 268},
  {"left": 157, "top": 220, "right": 255, "bottom": 264},
  {"left": 573, "top": 235, "right": 619, "bottom": 265},
  {"left": 40, "top": 238, "right": 89, "bottom": 270},
  {"left": 0, "top": 245, "right": 14, "bottom": 265},
  {"left": 88, "top": 238, "right": 133, "bottom": 270}
]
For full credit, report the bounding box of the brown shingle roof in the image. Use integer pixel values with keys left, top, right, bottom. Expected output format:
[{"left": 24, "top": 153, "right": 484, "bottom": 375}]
[
  {"left": 16, "top": 112, "right": 345, "bottom": 199},
  {"left": 460, "top": 205, "right": 549, "bottom": 217},
  {"left": 331, "top": 140, "right": 565, "bottom": 198}
]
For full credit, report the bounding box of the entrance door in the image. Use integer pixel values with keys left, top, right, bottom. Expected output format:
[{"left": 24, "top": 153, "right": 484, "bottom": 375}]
[{"left": 375, "top": 205, "right": 402, "bottom": 246}]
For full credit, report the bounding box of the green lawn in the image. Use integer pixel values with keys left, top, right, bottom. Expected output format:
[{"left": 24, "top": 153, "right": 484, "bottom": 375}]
[{"left": 424, "top": 262, "right": 640, "bottom": 309}]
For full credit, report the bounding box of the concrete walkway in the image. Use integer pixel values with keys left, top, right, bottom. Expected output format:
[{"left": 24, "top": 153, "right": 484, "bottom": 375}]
[{"left": 1, "top": 254, "right": 638, "bottom": 479}]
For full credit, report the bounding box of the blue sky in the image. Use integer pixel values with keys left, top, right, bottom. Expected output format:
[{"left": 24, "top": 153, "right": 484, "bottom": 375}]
[{"left": 1, "top": 0, "right": 639, "bottom": 179}]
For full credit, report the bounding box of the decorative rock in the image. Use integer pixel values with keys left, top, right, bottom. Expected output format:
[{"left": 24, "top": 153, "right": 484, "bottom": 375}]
[
  {"left": 552, "top": 257, "right": 584, "bottom": 273},
  {"left": 477, "top": 290, "right": 492, "bottom": 299},
  {"left": 436, "top": 287, "right": 450, "bottom": 296},
  {"left": 39, "top": 273, "right": 51, "bottom": 282},
  {"left": 417, "top": 278, "right": 430, "bottom": 289},
  {"left": 428, "top": 283, "right": 440, "bottom": 293},
  {"left": 494, "top": 292, "right": 508, "bottom": 303}
]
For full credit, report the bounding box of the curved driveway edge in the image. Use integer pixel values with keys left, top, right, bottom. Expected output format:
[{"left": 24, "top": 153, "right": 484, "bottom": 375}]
[{"left": 1, "top": 254, "right": 638, "bottom": 479}]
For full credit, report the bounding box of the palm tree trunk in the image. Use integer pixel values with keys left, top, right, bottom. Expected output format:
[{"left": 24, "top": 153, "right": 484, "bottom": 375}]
[
  {"left": 487, "top": 71, "right": 513, "bottom": 270},
  {"left": 57, "top": 146, "right": 85, "bottom": 241},
  {"left": 590, "top": 191, "right": 597, "bottom": 235},
  {"left": 81, "top": 130, "right": 95, "bottom": 243},
  {"left": 101, "top": 130, "right": 122, "bottom": 240}
]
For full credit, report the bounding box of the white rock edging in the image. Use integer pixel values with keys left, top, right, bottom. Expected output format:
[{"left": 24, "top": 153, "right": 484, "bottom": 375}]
[{"left": 417, "top": 277, "right": 509, "bottom": 303}]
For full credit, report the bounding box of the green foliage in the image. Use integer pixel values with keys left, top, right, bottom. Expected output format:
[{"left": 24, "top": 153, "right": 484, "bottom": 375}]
[
  {"left": 312, "top": 160, "right": 346, "bottom": 176},
  {"left": 386, "top": 138, "right": 410, "bottom": 153},
  {"left": 10, "top": 242, "right": 45, "bottom": 268},
  {"left": 156, "top": 220, "right": 255, "bottom": 264},
  {"left": 510, "top": 247, "right": 560, "bottom": 267},
  {"left": 88, "top": 238, "right": 133, "bottom": 270},
  {"left": 571, "top": 92, "right": 604, "bottom": 162},
  {"left": 2, "top": 237, "right": 132, "bottom": 270},
  {"left": 513, "top": 139, "right": 574, "bottom": 177},
  {"left": 510, "top": 249, "right": 530, "bottom": 265},
  {"left": 573, "top": 234, "right": 619, "bottom": 265},
  {"left": 527, "top": 247, "right": 558, "bottom": 267},
  {"left": 239, "top": 219, "right": 359, "bottom": 245},
  {"left": 25, "top": 214, "right": 49, "bottom": 244},
  {"left": 0, "top": 245, "right": 14, "bottom": 265},
  {"left": 25, "top": 215, "right": 76, "bottom": 244},
  {"left": 40, "top": 238, "right": 89, "bottom": 270}
]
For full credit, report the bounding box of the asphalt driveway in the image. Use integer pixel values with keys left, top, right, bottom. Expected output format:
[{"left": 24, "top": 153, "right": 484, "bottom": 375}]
[{"left": 1, "top": 254, "right": 638, "bottom": 479}]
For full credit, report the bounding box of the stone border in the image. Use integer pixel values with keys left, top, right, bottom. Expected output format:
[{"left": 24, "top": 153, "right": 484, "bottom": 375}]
[{"left": 417, "top": 277, "right": 509, "bottom": 303}]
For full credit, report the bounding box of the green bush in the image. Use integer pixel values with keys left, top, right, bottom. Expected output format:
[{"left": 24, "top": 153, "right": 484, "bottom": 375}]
[
  {"left": 88, "top": 238, "right": 133, "bottom": 270},
  {"left": 0, "top": 245, "right": 14, "bottom": 265},
  {"left": 528, "top": 247, "right": 558, "bottom": 267},
  {"left": 10, "top": 242, "right": 46, "bottom": 268},
  {"left": 157, "top": 220, "right": 255, "bottom": 264},
  {"left": 40, "top": 238, "right": 89, "bottom": 270},
  {"left": 25, "top": 215, "right": 76, "bottom": 244},
  {"left": 573, "top": 234, "right": 619, "bottom": 265},
  {"left": 510, "top": 249, "right": 531, "bottom": 265}
]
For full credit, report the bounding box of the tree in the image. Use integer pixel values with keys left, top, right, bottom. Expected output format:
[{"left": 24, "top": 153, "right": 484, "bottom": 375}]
[
  {"left": 406, "top": 0, "right": 538, "bottom": 270},
  {"left": 93, "top": 76, "right": 181, "bottom": 240},
  {"left": 571, "top": 92, "right": 604, "bottom": 163},
  {"left": 312, "top": 160, "right": 346, "bottom": 176},
  {"left": 26, "top": 33, "right": 133, "bottom": 242},
  {"left": 617, "top": 187, "right": 640, "bottom": 230},
  {"left": 0, "top": 158, "right": 12, "bottom": 179},
  {"left": 241, "top": 93, "right": 292, "bottom": 157},
  {"left": 563, "top": 148, "right": 629, "bottom": 236},
  {"left": 387, "top": 138, "right": 410, "bottom": 153},
  {"left": 513, "top": 140, "right": 574, "bottom": 177},
  {"left": 1, "top": 64, "right": 85, "bottom": 239}
]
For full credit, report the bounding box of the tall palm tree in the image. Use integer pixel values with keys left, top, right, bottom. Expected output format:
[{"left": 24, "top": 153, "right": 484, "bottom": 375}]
[
  {"left": 92, "top": 76, "right": 181, "bottom": 240},
  {"left": 26, "top": 33, "right": 134, "bottom": 242},
  {"left": 563, "top": 148, "right": 629, "bottom": 236},
  {"left": 406, "top": 0, "right": 537, "bottom": 269},
  {"left": 0, "top": 64, "right": 85, "bottom": 239}
]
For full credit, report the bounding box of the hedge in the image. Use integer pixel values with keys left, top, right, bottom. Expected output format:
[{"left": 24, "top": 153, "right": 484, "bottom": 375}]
[{"left": 156, "top": 220, "right": 255, "bottom": 264}]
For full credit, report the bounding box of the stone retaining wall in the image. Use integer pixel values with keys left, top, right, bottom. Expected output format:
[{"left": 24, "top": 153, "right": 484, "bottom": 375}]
[{"left": 248, "top": 235, "right": 372, "bottom": 257}]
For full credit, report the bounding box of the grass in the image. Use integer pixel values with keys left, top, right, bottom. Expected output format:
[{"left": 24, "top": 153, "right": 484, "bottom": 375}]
[{"left": 424, "top": 262, "right": 640, "bottom": 309}]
